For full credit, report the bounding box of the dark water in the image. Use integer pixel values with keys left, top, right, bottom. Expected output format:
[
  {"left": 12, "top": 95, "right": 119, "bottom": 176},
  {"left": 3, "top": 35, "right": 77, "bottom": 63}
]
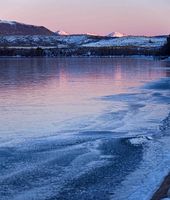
[{"left": 0, "top": 57, "right": 169, "bottom": 200}]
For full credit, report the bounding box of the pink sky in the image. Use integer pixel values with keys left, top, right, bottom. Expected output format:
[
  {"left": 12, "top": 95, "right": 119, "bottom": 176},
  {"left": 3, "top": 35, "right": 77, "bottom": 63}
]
[{"left": 0, "top": 0, "right": 170, "bottom": 36}]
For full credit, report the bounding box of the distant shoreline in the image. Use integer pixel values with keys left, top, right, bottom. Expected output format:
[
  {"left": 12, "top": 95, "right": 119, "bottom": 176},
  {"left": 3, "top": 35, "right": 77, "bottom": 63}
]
[
  {"left": 0, "top": 54, "right": 169, "bottom": 61},
  {"left": 0, "top": 34, "right": 167, "bottom": 57},
  {"left": 0, "top": 46, "right": 161, "bottom": 57}
]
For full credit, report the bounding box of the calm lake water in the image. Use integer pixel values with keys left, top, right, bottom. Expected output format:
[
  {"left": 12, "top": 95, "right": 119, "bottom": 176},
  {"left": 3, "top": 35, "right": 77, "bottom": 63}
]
[{"left": 0, "top": 57, "right": 170, "bottom": 200}]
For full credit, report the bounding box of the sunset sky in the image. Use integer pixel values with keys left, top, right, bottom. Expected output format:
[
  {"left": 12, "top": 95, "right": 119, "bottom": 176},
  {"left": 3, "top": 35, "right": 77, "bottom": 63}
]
[{"left": 1, "top": 0, "right": 170, "bottom": 36}]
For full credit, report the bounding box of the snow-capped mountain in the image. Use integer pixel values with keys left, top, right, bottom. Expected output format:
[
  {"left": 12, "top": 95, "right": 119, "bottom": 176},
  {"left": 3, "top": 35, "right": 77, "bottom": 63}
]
[
  {"left": 0, "top": 19, "right": 167, "bottom": 51},
  {"left": 55, "top": 30, "right": 69, "bottom": 36},
  {"left": 107, "top": 32, "right": 126, "bottom": 38},
  {"left": 0, "top": 20, "right": 16, "bottom": 25},
  {"left": 84, "top": 33, "right": 99, "bottom": 36},
  {"left": 0, "top": 20, "right": 54, "bottom": 36},
  {"left": 55, "top": 32, "right": 100, "bottom": 37}
]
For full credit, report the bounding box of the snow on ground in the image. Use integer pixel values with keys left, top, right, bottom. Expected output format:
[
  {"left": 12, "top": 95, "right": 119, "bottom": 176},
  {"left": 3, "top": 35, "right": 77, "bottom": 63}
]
[
  {"left": 0, "top": 35, "right": 94, "bottom": 47},
  {"left": 56, "top": 35, "right": 96, "bottom": 45},
  {"left": 83, "top": 36, "right": 167, "bottom": 48},
  {"left": 0, "top": 35, "right": 68, "bottom": 47},
  {"left": 0, "top": 35, "right": 167, "bottom": 48},
  {"left": 0, "top": 20, "right": 16, "bottom": 25}
]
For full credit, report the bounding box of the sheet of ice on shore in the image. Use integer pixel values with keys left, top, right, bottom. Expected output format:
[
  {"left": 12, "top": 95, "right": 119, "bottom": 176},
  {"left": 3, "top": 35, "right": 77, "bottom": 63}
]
[
  {"left": 143, "top": 77, "right": 170, "bottom": 90},
  {"left": 53, "top": 77, "right": 170, "bottom": 136},
  {"left": 0, "top": 131, "right": 144, "bottom": 200},
  {"left": 100, "top": 77, "right": 170, "bottom": 200},
  {"left": 103, "top": 112, "right": 169, "bottom": 200},
  {"left": 0, "top": 136, "right": 105, "bottom": 199},
  {"left": 112, "top": 130, "right": 170, "bottom": 200},
  {"left": 128, "top": 135, "right": 153, "bottom": 145},
  {"left": 1, "top": 113, "right": 169, "bottom": 200},
  {"left": 101, "top": 93, "right": 169, "bottom": 136}
]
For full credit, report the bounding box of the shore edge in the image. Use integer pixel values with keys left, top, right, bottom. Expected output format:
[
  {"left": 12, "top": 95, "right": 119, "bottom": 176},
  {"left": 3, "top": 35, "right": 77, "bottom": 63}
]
[{"left": 151, "top": 173, "right": 170, "bottom": 200}]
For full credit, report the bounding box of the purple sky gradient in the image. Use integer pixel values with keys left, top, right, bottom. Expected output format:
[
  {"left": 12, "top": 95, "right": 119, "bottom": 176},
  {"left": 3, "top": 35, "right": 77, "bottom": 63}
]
[{"left": 1, "top": 0, "right": 170, "bottom": 35}]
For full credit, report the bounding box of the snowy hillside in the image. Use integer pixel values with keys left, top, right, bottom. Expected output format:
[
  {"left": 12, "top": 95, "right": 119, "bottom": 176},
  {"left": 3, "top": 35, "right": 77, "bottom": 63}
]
[
  {"left": 0, "top": 35, "right": 167, "bottom": 49},
  {"left": 0, "top": 20, "right": 16, "bottom": 25},
  {"left": 82, "top": 36, "right": 167, "bottom": 48},
  {"left": 56, "top": 34, "right": 104, "bottom": 45},
  {"left": 0, "top": 35, "right": 106, "bottom": 47},
  {"left": 0, "top": 20, "right": 54, "bottom": 36}
]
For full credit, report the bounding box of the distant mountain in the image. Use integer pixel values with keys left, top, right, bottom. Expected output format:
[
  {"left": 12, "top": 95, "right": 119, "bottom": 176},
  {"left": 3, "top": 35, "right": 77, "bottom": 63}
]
[
  {"left": 84, "top": 33, "right": 99, "bottom": 36},
  {"left": 0, "top": 19, "right": 167, "bottom": 52},
  {"left": 55, "top": 30, "right": 69, "bottom": 36},
  {"left": 0, "top": 20, "right": 54, "bottom": 36},
  {"left": 107, "top": 32, "right": 126, "bottom": 38}
]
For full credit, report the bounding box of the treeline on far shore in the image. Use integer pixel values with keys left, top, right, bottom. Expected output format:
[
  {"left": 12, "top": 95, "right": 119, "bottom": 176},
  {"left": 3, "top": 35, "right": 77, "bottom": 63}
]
[
  {"left": 0, "top": 36, "right": 170, "bottom": 58},
  {"left": 161, "top": 35, "right": 170, "bottom": 56}
]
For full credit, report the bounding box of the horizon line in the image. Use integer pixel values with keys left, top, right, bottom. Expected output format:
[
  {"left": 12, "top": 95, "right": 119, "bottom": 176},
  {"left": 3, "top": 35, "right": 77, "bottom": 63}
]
[{"left": 0, "top": 18, "right": 170, "bottom": 37}]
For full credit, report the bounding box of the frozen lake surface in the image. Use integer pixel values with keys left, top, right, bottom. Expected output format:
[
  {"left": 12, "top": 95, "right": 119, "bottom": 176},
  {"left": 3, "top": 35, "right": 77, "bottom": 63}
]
[{"left": 0, "top": 57, "right": 170, "bottom": 200}]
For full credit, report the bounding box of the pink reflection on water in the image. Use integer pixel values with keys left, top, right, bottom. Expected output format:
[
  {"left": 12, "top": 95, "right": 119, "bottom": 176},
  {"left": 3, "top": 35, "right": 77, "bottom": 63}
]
[{"left": 0, "top": 58, "right": 168, "bottom": 137}]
